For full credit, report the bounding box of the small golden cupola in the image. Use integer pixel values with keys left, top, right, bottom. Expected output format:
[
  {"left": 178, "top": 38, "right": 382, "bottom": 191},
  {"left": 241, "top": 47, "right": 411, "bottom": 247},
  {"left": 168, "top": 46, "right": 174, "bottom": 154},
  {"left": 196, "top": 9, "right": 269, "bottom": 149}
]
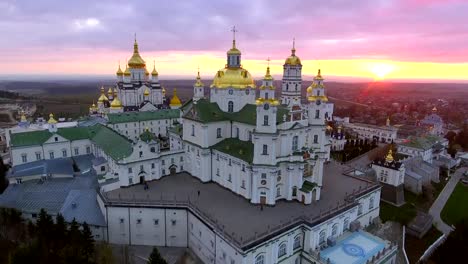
[
  {"left": 194, "top": 70, "right": 203, "bottom": 87},
  {"left": 20, "top": 110, "right": 27, "bottom": 122},
  {"left": 116, "top": 64, "right": 123, "bottom": 76},
  {"left": 123, "top": 65, "right": 131, "bottom": 76},
  {"left": 110, "top": 94, "right": 123, "bottom": 109},
  {"left": 107, "top": 87, "right": 113, "bottom": 97},
  {"left": 307, "top": 69, "right": 328, "bottom": 102},
  {"left": 385, "top": 148, "right": 394, "bottom": 163},
  {"left": 127, "top": 36, "right": 146, "bottom": 68},
  {"left": 284, "top": 39, "right": 301, "bottom": 66},
  {"left": 169, "top": 88, "right": 182, "bottom": 108},
  {"left": 48, "top": 113, "right": 58, "bottom": 124},
  {"left": 151, "top": 61, "right": 158, "bottom": 76},
  {"left": 144, "top": 87, "right": 150, "bottom": 97},
  {"left": 97, "top": 86, "right": 109, "bottom": 103}
]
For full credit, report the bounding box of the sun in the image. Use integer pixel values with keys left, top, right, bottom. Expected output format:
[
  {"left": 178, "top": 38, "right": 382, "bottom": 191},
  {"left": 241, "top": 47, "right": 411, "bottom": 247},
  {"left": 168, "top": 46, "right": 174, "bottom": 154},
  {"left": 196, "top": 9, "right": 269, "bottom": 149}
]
[{"left": 369, "top": 63, "right": 395, "bottom": 80}]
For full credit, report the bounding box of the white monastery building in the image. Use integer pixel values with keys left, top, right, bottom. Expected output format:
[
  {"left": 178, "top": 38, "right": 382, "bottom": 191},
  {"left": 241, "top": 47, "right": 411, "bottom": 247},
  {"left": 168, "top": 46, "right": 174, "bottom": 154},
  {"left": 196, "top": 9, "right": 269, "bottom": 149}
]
[{"left": 1, "top": 33, "right": 397, "bottom": 264}]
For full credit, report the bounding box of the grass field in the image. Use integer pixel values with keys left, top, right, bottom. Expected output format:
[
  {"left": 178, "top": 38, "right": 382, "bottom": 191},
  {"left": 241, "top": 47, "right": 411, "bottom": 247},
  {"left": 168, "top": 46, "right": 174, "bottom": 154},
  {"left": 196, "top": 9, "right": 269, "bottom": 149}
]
[
  {"left": 441, "top": 183, "right": 468, "bottom": 225},
  {"left": 405, "top": 226, "right": 443, "bottom": 264}
]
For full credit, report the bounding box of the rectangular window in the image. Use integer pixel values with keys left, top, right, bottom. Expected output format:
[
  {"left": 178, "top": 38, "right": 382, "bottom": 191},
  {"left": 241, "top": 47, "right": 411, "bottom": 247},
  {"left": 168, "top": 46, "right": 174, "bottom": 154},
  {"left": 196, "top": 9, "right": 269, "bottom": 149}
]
[
  {"left": 154, "top": 219, "right": 159, "bottom": 225},
  {"left": 86, "top": 146, "right": 91, "bottom": 154},
  {"left": 263, "top": 115, "right": 269, "bottom": 126},
  {"left": 217, "top": 128, "right": 222, "bottom": 138},
  {"left": 162, "top": 160, "right": 165, "bottom": 165},
  {"left": 315, "top": 110, "right": 320, "bottom": 119},
  {"left": 140, "top": 165, "right": 144, "bottom": 172},
  {"left": 180, "top": 156, "right": 184, "bottom": 162},
  {"left": 74, "top": 148, "right": 79, "bottom": 155},
  {"left": 241, "top": 180, "right": 245, "bottom": 189},
  {"left": 49, "top": 152, "right": 54, "bottom": 159},
  {"left": 129, "top": 177, "right": 133, "bottom": 184},
  {"left": 128, "top": 167, "right": 133, "bottom": 173},
  {"left": 151, "top": 163, "right": 155, "bottom": 169},
  {"left": 137, "top": 219, "right": 142, "bottom": 224},
  {"left": 35, "top": 152, "right": 41, "bottom": 161},
  {"left": 242, "top": 164, "right": 245, "bottom": 171},
  {"left": 62, "top": 150, "right": 67, "bottom": 158},
  {"left": 261, "top": 173, "right": 267, "bottom": 179},
  {"left": 216, "top": 168, "right": 220, "bottom": 175},
  {"left": 21, "top": 154, "right": 27, "bottom": 163},
  {"left": 162, "top": 169, "right": 166, "bottom": 175},
  {"left": 262, "top": 145, "right": 268, "bottom": 155}
]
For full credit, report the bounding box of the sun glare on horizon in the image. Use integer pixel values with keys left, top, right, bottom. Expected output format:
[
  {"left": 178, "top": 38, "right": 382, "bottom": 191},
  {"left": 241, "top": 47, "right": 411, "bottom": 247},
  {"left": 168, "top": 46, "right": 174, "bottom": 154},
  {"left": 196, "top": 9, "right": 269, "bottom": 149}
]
[{"left": 369, "top": 63, "right": 395, "bottom": 80}]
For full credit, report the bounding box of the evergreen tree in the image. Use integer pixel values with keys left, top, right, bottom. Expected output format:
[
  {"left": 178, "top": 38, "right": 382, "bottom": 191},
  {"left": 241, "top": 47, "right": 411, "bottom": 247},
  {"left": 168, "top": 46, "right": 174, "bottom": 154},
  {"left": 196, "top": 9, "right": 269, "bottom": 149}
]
[
  {"left": 81, "top": 222, "right": 95, "bottom": 262},
  {"left": 147, "top": 247, "right": 167, "bottom": 264}
]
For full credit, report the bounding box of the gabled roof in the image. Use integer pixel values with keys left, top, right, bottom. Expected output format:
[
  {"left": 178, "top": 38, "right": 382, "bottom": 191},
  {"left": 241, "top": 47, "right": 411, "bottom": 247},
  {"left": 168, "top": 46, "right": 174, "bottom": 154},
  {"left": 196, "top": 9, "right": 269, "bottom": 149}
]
[
  {"left": 107, "top": 109, "right": 180, "bottom": 124},
  {"left": 183, "top": 99, "right": 290, "bottom": 125}
]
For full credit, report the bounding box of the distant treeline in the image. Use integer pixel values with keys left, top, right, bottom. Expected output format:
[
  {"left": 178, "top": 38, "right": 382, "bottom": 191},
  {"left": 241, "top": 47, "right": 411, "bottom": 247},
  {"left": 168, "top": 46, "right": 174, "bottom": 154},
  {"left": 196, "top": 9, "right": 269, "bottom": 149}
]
[{"left": 0, "top": 90, "right": 29, "bottom": 100}]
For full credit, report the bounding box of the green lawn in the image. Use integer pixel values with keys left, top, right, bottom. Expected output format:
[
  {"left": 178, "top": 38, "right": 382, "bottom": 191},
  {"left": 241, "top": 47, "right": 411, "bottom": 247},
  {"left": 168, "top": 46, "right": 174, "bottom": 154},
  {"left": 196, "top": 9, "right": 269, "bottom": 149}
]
[
  {"left": 380, "top": 201, "right": 417, "bottom": 225},
  {"left": 441, "top": 183, "right": 468, "bottom": 225}
]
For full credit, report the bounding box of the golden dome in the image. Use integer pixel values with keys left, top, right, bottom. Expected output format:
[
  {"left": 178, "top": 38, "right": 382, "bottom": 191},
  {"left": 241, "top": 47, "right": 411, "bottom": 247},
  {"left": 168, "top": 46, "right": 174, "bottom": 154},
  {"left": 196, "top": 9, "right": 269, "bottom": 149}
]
[
  {"left": 20, "top": 111, "right": 27, "bottom": 122},
  {"left": 255, "top": 98, "right": 280, "bottom": 106},
  {"left": 116, "top": 64, "right": 123, "bottom": 76},
  {"left": 284, "top": 39, "right": 301, "bottom": 66},
  {"left": 110, "top": 95, "right": 123, "bottom": 109},
  {"left": 123, "top": 66, "right": 131, "bottom": 76},
  {"left": 144, "top": 87, "right": 150, "bottom": 96},
  {"left": 169, "top": 88, "right": 182, "bottom": 106},
  {"left": 107, "top": 87, "right": 113, "bottom": 96},
  {"left": 307, "top": 86, "right": 313, "bottom": 93},
  {"left": 264, "top": 65, "right": 273, "bottom": 81},
  {"left": 162, "top": 87, "right": 166, "bottom": 95},
  {"left": 211, "top": 67, "right": 255, "bottom": 89},
  {"left": 128, "top": 37, "right": 146, "bottom": 68},
  {"left": 227, "top": 40, "right": 241, "bottom": 55},
  {"left": 151, "top": 61, "right": 158, "bottom": 76},
  {"left": 194, "top": 70, "right": 204, "bottom": 87},
  {"left": 97, "top": 86, "right": 108, "bottom": 102},
  {"left": 48, "top": 113, "right": 57, "bottom": 124},
  {"left": 145, "top": 68, "right": 149, "bottom": 76}
]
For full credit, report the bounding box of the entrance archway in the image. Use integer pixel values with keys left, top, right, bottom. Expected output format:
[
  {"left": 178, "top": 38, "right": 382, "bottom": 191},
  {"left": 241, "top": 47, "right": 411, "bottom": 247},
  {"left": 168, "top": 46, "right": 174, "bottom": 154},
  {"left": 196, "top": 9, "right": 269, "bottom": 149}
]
[
  {"left": 260, "top": 196, "right": 267, "bottom": 205},
  {"left": 139, "top": 175, "right": 145, "bottom": 184},
  {"left": 169, "top": 165, "right": 177, "bottom": 175}
]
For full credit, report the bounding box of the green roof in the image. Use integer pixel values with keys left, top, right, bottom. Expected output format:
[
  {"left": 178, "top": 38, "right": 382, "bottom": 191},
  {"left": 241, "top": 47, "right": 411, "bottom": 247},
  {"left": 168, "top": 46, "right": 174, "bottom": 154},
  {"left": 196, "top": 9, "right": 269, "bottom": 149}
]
[
  {"left": 10, "top": 130, "right": 52, "bottom": 147},
  {"left": 400, "top": 135, "right": 443, "bottom": 150},
  {"left": 183, "top": 99, "right": 290, "bottom": 125},
  {"left": 299, "top": 180, "right": 317, "bottom": 192},
  {"left": 212, "top": 138, "right": 254, "bottom": 163},
  {"left": 107, "top": 109, "right": 180, "bottom": 124},
  {"left": 10, "top": 124, "right": 133, "bottom": 161},
  {"left": 168, "top": 124, "right": 183, "bottom": 136}
]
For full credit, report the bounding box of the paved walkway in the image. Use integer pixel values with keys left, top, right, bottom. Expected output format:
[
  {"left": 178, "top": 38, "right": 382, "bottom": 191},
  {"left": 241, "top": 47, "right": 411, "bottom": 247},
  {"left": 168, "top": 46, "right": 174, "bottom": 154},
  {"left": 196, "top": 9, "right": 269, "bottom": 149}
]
[{"left": 428, "top": 167, "right": 466, "bottom": 234}]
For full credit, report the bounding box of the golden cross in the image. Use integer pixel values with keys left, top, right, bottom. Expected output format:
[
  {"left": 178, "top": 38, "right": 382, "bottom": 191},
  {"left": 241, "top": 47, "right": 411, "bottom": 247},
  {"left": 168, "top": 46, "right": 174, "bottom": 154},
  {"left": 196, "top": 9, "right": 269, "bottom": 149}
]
[{"left": 231, "top": 26, "right": 238, "bottom": 41}]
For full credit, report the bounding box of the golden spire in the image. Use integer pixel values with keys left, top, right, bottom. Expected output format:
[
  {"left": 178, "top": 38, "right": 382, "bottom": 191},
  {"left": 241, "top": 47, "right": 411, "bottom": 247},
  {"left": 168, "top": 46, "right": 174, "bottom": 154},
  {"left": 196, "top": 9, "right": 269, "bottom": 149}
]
[
  {"left": 194, "top": 67, "right": 204, "bottom": 87},
  {"left": 292, "top": 38, "right": 296, "bottom": 56},
  {"left": 151, "top": 61, "right": 158, "bottom": 76},
  {"left": 107, "top": 87, "right": 113, "bottom": 96},
  {"left": 48, "top": 113, "right": 57, "bottom": 124},
  {"left": 314, "top": 69, "right": 324, "bottom": 80},
  {"left": 98, "top": 86, "right": 108, "bottom": 102},
  {"left": 144, "top": 87, "right": 150, "bottom": 97},
  {"left": 385, "top": 148, "right": 394, "bottom": 163},
  {"left": 128, "top": 34, "right": 146, "bottom": 68},
  {"left": 264, "top": 57, "right": 273, "bottom": 80},
  {"left": 170, "top": 88, "right": 182, "bottom": 106},
  {"left": 227, "top": 26, "right": 241, "bottom": 55},
  {"left": 116, "top": 62, "right": 123, "bottom": 76}
]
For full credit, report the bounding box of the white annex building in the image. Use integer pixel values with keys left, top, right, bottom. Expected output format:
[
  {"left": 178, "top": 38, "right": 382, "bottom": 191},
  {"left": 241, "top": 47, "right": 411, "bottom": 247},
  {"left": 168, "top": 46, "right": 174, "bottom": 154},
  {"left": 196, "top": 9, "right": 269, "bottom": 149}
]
[{"left": 1, "top": 34, "right": 397, "bottom": 264}]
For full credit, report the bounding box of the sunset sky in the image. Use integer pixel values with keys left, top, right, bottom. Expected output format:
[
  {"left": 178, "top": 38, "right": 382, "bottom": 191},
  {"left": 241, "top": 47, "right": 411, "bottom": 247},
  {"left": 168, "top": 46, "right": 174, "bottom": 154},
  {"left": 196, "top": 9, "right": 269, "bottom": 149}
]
[{"left": 1, "top": 0, "right": 468, "bottom": 81}]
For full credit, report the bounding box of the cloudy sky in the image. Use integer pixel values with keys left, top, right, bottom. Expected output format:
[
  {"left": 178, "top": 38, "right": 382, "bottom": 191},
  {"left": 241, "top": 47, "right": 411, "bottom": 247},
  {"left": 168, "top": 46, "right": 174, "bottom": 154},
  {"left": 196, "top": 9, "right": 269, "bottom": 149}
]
[{"left": 1, "top": 0, "right": 468, "bottom": 81}]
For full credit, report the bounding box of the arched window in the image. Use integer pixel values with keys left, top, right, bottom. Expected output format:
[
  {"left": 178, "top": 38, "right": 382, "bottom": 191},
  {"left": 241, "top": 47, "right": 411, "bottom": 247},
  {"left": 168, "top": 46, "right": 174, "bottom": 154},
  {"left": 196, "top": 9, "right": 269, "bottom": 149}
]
[
  {"left": 319, "top": 230, "right": 326, "bottom": 245},
  {"left": 263, "top": 115, "right": 269, "bottom": 126},
  {"left": 278, "top": 243, "right": 287, "bottom": 258},
  {"left": 292, "top": 136, "right": 298, "bottom": 151},
  {"left": 286, "top": 84, "right": 289, "bottom": 91},
  {"left": 265, "top": 92, "right": 269, "bottom": 99},
  {"left": 344, "top": 218, "right": 350, "bottom": 231},
  {"left": 332, "top": 224, "right": 339, "bottom": 237},
  {"left": 369, "top": 196, "right": 375, "bottom": 210},
  {"left": 293, "top": 235, "right": 301, "bottom": 249},
  {"left": 313, "top": 135, "right": 318, "bottom": 144},
  {"left": 228, "top": 101, "right": 234, "bottom": 113},
  {"left": 255, "top": 255, "right": 265, "bottom": 264}
]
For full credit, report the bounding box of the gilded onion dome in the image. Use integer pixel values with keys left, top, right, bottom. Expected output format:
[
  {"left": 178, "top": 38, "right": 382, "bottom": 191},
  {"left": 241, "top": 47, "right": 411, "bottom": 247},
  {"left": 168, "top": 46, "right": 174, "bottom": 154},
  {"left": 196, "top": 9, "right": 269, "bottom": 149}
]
[
  {"left": 227, "top": 39, "right": 241, "bottom": 55},
  {"left": 107, "top": 87, "right": 113, "bottom": 96},
  {"left": 284, "top": 39, "right": 301, "bottom": 66},
  {"left": 48, "top": 113, "right": 57, "bottom": 124},
  {"left": 116, "top": 64, "right": 123, "bottom": 76},
  {"left": 151, "top": 62, "right": 158, "bottom": 76},
  {"left": 89, "top": 102, "right": 97, "bottom": 112},
  {"left": 145, "top": 68, "right": 149, "bottom": 76},
  {"left": 211, "top": 68, "right": 255, "bottom": 89},
  {"left": 97, "top": 86, "right": 108, "bottom": 102},
  {"left": 385, "top": 149, "right": 394, "bottom": 163},
  {"left": 194, "top": 70, "right": 203, "bottom": 87},
  {"left": 144, "top": 87, "right": 150, "bottom": 97},
  {"left": 259, "top": 66, "right": 275, "bottom": 90},
  {"left": 110, "top": 95, "right": 123, "bottom": 109},
  {"left": 20, "top": 110, "right": 27, "bottom": 122},
  {"left": 169, "top": 88, "right": 182, "bottom": 107},
  {"left": 128, "top": 37, "right": 146, "bottom": 68},
  {"left": 123, "top": 66, "right": 131, "bottom": 76}
]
